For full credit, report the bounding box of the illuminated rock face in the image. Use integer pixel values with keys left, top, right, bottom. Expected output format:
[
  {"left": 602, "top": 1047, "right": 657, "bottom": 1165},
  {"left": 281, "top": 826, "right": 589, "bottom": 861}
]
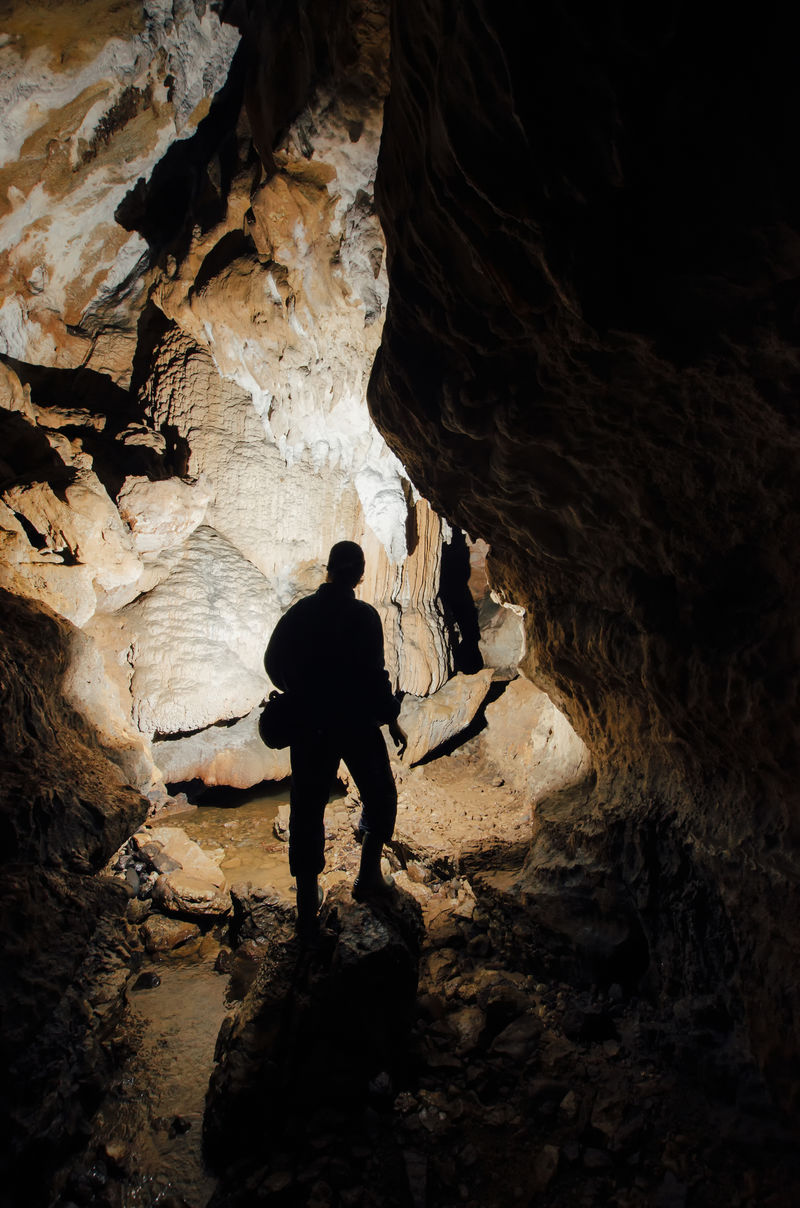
[
  {"left": 0, "top": 0, "right": 451, "bottom": 789},
  {"left": 0, "top": 0, "right": 240, "bottom": 371},
  {"left": 370, "top": 1, "right": 800, "bottom": 1105}
]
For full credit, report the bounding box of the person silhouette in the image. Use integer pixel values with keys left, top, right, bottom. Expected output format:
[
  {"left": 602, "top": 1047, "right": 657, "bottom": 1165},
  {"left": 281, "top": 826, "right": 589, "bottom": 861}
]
[{"left": 265, "top": 541, "right": 407, "bottom": 940}]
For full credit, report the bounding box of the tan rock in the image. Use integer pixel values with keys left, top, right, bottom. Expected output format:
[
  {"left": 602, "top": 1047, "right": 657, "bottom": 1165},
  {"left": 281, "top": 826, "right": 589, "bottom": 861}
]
[
  {"left": 0, "top": 0, "right": 240, "bottom": 367},
  {"left": 0, "top": 361, "right": 34, "bottom": 420},
  {"left": 399, "top": 669, "right": 494, "bottom": 765},
  {"left": 137, "top": 825, "right": 230, "bottom": 918},
  {"left": 480, "top": 677, "right": 591, "bottom": 801},
  {"left": 61, "top": 625, "right": 162, "bottom": 794},
  {"left": 3, "top": 470, "right": 142, "bottom": 597},
  {"left": 141, "top": 914, "right": 201, "bottom": 954},
  {"left": 0, "top": 556, "right": 97, "bottom": 627}
]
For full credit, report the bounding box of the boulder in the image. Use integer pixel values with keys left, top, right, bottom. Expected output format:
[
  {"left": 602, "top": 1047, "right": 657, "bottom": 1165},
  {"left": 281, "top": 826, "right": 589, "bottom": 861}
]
[
  {"left": 140, "top": 915, "right": 201, "bottom": 954},
  {"left": 478, "top": 596, "right": 525, "bottom": 677},
  {"left": 134, "top": 826, "right": 230, "bottom": 918},
  {"left": 228, "top": 882, "right": 295, "bottom": 948},
  {"left": 399, "top": 669, "right": 494, "bottom": 765},
  {"left": 204, "top": 883, "right": 423, "bottom": 1171},
  {"left": 116, "top": 475, "right": 212, "bottom": 555}
]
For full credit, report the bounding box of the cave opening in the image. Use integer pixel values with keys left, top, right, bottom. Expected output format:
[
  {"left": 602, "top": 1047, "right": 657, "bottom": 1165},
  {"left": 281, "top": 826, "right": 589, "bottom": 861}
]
[{"left": 1, "top": 1, "right": 799, "bottom": 1206}]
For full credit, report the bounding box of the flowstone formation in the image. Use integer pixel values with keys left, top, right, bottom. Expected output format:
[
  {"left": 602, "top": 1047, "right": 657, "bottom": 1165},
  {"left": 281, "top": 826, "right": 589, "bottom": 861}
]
[
  {"left": 369, "top": 1, "right": 800, "bottom": 1109},
  {"left": 0, "top": 0, "right": 455, "bottom": 797}
]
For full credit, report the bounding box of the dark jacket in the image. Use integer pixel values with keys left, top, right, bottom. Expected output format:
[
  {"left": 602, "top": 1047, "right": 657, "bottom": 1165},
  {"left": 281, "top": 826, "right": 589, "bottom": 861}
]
[{"left": 264, "top": 582, "right": 400, "bottom": 729}]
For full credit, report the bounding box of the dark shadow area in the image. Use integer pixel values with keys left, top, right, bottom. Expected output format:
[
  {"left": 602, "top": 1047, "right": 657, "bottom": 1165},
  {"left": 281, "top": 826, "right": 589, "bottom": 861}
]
[
  {"left": 2, "top": 355, "right": 134, "bottom": 425},
  {"left": 0, "top": 405, "right": 68, "bottom": 491},
  {"left": 203, "top": 882, "right": 423, "bottom": 1205},
  {"left": 191, "top": 228, "right": 256, "bottom": 297},
  {"left": 127, "top": 300, "right": 173, "bottom": 402},
  {"left": 439, "top": 529, "right": 483, "bottom": 674},
  {"left": 165, "top": 779, "right": 289, "bottom": 807}
]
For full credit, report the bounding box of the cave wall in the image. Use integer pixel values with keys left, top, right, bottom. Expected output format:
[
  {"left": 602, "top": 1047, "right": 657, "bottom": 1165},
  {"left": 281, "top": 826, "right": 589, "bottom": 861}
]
[
  {"left": 369, "top": 2, "right": 800, "bottom": 1107},
  {"left": 0, "top": 588, "right": 147, "bottom": 1200},
  {"left": 0, "top": 0, "right": 455, "bottom": 794}
]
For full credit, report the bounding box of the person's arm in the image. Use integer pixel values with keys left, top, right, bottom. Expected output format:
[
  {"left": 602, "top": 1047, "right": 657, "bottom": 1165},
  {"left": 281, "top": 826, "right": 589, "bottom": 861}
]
[
  {"left": 388, "top": 717, "right": 407, "bottom": 756},
  {"left": 360, "top": 607, "right": 402, "bottom": 722}
]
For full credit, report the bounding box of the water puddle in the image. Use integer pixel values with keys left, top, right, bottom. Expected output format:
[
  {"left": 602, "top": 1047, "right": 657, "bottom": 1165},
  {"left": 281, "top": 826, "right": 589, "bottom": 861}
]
[
  {"left": 122, "top": 957, "right": 228, "bottom": 1206},
  {"left": 176, "top": 782, "right": 294, "bottom": 896},
  {"left": 89, "top": 786, "right": 296, "bottom": 1206}
]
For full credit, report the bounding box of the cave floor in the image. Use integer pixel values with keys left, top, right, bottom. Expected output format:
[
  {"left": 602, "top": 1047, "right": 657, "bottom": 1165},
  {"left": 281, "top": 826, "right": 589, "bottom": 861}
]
[{"left": 59, "top": 747, "right": 800, "bottom": 1208}]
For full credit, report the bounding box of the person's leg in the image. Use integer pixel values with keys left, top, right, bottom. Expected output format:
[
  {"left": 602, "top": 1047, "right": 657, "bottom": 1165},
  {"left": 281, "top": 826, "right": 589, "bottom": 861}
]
[
  {"left": 340, "top": 726, "right": 397, "bottom": 896},
  {"left": 289, "top": 730, "right": 338, "bottom": 937}
]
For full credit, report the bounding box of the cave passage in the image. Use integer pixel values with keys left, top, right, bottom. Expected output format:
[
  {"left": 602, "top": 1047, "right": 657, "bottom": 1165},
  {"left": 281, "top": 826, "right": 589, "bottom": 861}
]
[{"left": 2, "top": 0, "right": 800, "bottom": 1204}]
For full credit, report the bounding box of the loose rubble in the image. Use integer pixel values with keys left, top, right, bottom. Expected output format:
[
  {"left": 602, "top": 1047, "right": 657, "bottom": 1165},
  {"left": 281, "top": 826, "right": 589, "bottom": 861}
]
[{"left": 65, "top": 748, "right": 799, "bottom": 1208}]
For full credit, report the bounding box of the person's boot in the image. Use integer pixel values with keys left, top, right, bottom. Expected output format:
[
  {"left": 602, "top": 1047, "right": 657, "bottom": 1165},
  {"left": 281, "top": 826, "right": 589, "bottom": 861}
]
[
  {"left": 296, "top": 873, "right": 323, "bottom": 943},
  {"left": 353, "top": 833, "right": 394, "bottom": 901}
]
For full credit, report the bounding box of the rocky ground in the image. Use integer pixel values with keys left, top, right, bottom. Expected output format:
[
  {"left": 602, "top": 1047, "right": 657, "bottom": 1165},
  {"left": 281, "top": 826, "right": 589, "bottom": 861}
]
[{"left": 55, "top": 744, "right": 800, "bottom": 1208}]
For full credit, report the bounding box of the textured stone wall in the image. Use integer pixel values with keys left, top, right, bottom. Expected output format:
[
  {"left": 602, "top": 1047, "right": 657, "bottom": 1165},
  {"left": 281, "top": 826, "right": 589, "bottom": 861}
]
[
  {"left": 0, "top": 0, "right": 453, "bottom": 792},
  {"left": 369, "top": 1, "right": 800, "bottom": 1108},
  {"left": 0, "top": 588, "right": 148, "bottom": 1198}
]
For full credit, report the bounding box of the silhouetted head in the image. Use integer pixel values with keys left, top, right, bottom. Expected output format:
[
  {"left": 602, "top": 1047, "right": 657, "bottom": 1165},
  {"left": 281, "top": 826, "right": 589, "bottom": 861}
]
[{"left": 326, "top": 540, "right": 365, "bottom": 588}]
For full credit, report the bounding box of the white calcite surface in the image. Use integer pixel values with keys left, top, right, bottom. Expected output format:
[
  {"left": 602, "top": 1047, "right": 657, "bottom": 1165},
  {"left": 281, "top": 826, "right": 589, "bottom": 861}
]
[
  {"left": 116, "top": 474, "right": 212, "bottom": 554},
  {"left": 122, "top": 525, "right": 277, "bottom": 736},
  {"left": 152, "top": 708, "right": 290, "bottom": 789},
  {"left": 151, "top": 80, "right": 410, "bottom": 568},
  {"left": 0, "top": 5, "right": 455, "bottom": 791},
  {"left": 0, "top": 0, "right": 240, "bottom": 368},
  {"left": 480, "top": 677, "right": 592, "bottom": 801},
  {"left": 139, "top": 326, "right": 363, "bottom": 579}
]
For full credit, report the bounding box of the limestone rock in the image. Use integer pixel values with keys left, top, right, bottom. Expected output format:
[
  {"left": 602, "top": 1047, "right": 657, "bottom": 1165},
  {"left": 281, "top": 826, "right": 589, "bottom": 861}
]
[
  {"left": 478, "top": 596, "right": 525, "bottom": 677},
  {"left": 465, "top": 537, "right": 524, "bottom": 676},
  {"left": 62, "top": 624, "right": 162, "bottom": 794},
  {"left": 0, "top": 360, "right": 34, "bottom": 420},
  {"left": 369, "top": 0, "right": 800, "bottom": 1107},
  {"left": 5, "top": 473, "right": 138, "bottom": 589},
  {"left": 399, "top": 669, "right": 494, "bottom": 765},
  {"left": 140, "top": 914, "right": 201, "bottom": 954},
  {"left": 0, "top": 555, "right": 97, "bottom": 627},
  {"left": 139, "top": 326, "right": 451, "bottom": 699},
  {"left": 228, "top": 882, "right": 295, "bottom": 948},
  {"left": 0, "top": 0, "right": 240, "bottom": 368},
  {"left": 122, "top": 526, "right": 277, "bottom": 736},
  {"left": 116, "top": 475, "right": 212, "bottom": 555},
  {"left": 135, "top": 825, "right": 230, "bottom": 918},
  {"left": 0, "top": 589, "right": 147, "bottom": 1201},
  {"left": 152, "top": 708, "right": 290, "bottom": 788},
  {"left": 480, "top": 677, "right": 591, "bottom": 801}
]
